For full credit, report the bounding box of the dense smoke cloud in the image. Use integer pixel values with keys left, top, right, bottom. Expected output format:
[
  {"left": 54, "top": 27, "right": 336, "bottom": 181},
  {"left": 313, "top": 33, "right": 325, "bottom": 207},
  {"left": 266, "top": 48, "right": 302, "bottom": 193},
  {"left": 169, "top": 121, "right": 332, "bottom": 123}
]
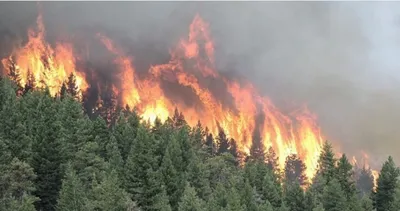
[{"left": 1, "top": 2, "right": 400, "bottom": 167}]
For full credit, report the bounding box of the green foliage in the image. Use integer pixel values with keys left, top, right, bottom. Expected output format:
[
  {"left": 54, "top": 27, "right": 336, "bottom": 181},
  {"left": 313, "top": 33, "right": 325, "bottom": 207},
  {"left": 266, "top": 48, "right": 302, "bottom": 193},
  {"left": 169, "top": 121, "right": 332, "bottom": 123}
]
[
  {"left": 322, "top": 179, "right": 347, "bottom": 211},
  {"left": 56, "top": 164, "right": 86, "bottom": 211},
  {"left": 284, "top": 181, "right": 306, "bottom": 211},
  {"left": 178, "top": 183, "right": 205, "bottom": 211},
  {"left": 0, "top": 79, "right": 398, "bottom": 211},
  {"left": 376, "top": 156, "right": 400, "bottom": 211}
]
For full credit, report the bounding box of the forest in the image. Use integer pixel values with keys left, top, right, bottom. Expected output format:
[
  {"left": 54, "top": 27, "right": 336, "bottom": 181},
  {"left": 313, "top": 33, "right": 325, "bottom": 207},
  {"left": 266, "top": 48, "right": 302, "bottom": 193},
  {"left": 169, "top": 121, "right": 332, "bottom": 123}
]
[{"left": 0, "top": 73, "right": 399, "bottom": 211}]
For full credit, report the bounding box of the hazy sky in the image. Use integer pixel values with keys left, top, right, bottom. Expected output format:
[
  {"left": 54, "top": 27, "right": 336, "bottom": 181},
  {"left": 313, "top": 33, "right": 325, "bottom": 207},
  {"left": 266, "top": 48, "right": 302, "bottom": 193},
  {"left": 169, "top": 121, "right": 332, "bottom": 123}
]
[{"left": 1, "top": 2, "right": 400, "bottom": 167}]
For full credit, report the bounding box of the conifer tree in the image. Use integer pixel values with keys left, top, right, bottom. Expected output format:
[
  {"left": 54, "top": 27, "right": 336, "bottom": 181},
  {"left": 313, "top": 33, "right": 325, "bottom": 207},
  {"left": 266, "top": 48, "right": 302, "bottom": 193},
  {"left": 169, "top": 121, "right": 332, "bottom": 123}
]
[
  {"left": 375, "top": 156, "right": 399, "bottom": 211},
  {"left": 322, "top": 179, "right": 347, "bottom": 211},
  {"left": 360, "top": 194, "right": 374, "bottom": 211},
  {"left": 161, "top": 134, "right": 186, "bottom": 209},
  {"left": 56, "top": 164, "right": 86, "bottom": 211},
  {"left": 265, "top": 146, "right": 280, "bottom": 173},
  {"left": 284, "top": 153, "right": 308, "bottom": 187},
  {"left": 152, "top": 185, "right": 172, "bottom": 211},
  {"left": 178, "top": 183, "right": 205, "bottom": 211},
  {"left": 204, "top": 131, "right": 216, "bottom": 156},
  {"left": 66, "top": 73, "right": 79, "bottom": 99},
  {"left": 313, "top": 203, "right": 325, "bottom": 211},
  {"left": 87, "top": 170, "right": 133, "bottom": 211},
  {"left": 249, "top": 129, "right": 265, "bottom": 162},
  {"left": 31, "top": 92, "right": 63, "bottom": 211},
  {"left": 356, "top": 166, "right": 374, "bottom": 197},
  {"left": 0, "top": 158, "right": 38, "bottom": 211},
  {"left": 216, "top": 129, "right": 230, "bottom": 155},
  {"left": 317, "top": 141, "right": 337, "bottom": 183},
  {"left": 284, "top": 181, "right": 306, "bottom": 211}
]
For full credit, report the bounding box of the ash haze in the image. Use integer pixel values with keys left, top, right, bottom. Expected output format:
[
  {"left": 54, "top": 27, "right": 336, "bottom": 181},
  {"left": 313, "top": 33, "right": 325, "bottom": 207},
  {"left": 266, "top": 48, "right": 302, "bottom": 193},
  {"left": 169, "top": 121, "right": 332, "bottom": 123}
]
[{"left": 1, "top": 1, "right": 400, "bottom": 168}]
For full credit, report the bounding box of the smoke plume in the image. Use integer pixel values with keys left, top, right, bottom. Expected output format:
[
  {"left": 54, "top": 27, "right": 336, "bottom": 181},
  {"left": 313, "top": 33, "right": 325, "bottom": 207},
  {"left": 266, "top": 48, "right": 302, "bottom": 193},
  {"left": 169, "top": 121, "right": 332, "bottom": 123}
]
[{"left": 1, "top": 2, "right": 400, "bottom": 168}]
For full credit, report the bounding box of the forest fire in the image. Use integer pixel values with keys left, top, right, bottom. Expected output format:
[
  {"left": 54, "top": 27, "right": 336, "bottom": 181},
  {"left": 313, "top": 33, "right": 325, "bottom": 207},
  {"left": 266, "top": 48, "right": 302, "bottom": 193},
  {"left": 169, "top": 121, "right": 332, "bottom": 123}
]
[{"left": 2, "top": 12, "right": 357, "bottom": 182}]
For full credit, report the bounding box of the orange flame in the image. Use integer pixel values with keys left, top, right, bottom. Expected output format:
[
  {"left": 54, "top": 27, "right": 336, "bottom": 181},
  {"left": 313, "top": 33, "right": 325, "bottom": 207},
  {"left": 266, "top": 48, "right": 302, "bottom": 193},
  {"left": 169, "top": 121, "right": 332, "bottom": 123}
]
[
  {"left": 1, "top": 12, "right": 87, "bottom": 97},
  {"left": 3, "top": 12, "right": 359, "bottom": 181}
]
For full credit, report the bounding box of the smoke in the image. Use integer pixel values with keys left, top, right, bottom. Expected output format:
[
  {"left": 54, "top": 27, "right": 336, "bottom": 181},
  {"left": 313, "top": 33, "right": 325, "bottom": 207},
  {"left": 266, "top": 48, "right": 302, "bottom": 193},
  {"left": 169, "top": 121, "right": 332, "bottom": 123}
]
[{"left": 1, "top": 2, "right": 400, "bottom": 167}]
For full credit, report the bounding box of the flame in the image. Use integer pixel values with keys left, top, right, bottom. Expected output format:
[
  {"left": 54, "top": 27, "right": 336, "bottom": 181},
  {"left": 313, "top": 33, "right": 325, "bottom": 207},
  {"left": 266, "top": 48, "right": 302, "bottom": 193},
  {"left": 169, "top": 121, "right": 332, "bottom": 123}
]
[
  {"left": 4, "top": 12, "right": 363, "bottom": 181},
  {"left": 1, "top": 12, "right": 87, "bottom": 97}
]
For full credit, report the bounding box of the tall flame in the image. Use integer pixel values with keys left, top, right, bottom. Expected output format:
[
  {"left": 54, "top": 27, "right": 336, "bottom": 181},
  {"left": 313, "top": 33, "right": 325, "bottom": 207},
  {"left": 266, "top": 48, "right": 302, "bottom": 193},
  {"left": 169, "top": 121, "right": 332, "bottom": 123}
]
[
  {"left": 2, "top": 12, "right": 358, "bottom": 181},
  {"left": 1, "top": 12, "right": 88, "bottom": 97}
]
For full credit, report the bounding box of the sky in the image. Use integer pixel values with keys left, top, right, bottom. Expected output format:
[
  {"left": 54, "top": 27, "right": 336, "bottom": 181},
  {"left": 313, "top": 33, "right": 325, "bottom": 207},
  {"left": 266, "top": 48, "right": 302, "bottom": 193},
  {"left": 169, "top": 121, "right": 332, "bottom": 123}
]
[{"left": 1, "top": 1, "right": 400, "bottom": 167}]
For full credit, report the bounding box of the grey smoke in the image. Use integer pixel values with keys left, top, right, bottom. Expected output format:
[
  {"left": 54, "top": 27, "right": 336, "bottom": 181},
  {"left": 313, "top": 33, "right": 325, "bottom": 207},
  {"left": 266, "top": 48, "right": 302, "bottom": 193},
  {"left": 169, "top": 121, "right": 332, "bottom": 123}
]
[{"left": 1, "top": 2, "right": 400, "bottom": 168}]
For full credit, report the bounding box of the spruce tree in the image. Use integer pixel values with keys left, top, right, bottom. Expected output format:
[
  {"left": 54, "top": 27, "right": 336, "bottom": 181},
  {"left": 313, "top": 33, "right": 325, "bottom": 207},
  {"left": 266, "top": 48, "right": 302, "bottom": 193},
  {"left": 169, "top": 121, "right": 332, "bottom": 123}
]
[
  {"left": 56, "top": 164, "right": 86, "bottom": 211},
  {"left": 87, "top": 170, "right": 132, "bottom": 211},
  {"left": 322, "top": 179, "right": 347, "bottom": 211},
  {"left": 284, "top": 153, "right": 308, "bottom": 187},
  {"left": 216, "top": 129, "right": 230, "bottom": 155},
  {"left": 284, "top": 181, "right": 306, "bottom": 211},
  {"left": 161, "top": 134, "right": 186, "bottom": 209},
  {"left": 375, "top": 156, "right": 399, "bottom": 211},
  {"left": 317, "top": 141, "right": 337, "bottom": 183},
  {"left": 178, "top": 183, "right": 205, "bottom": 211},
  {"left": 360, "top": 194, "right": 373, "bottom": 211}
]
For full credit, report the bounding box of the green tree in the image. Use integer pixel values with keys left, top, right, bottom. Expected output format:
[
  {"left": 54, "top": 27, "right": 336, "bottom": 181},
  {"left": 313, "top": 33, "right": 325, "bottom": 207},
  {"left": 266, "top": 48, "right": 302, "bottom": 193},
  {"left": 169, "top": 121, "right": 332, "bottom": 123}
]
[
  {"left": 161, "top": 134, "right": 186, "bottom": 209},
  {"left": 360, "top": 194, "right": 373, "bottom": 211},
  {"left": 284, "top": 181, "right": 306, "bottom": 211},
  {"left": 86, "top": 170, "right": 133, "bottom": 211},
  {"left": 375, "top": 156, "right": 399, "bottom": 211},
  {"left": 317, "top": 141, "right": 337, "bottom": 183},
  {"left": 284, "top": 153, "right": 308, "bottom": 187},
  {"left": 178, "top": 183, "right": 204, "bottom": 211},
  {"left": 0, "top": 158, "right": 38, "bottom": 211},
  {"left": 124, "top": 125, "right": 162, "bottom": 210},
  {"left": 313, "top": 203, "right": 325, "bottom": 211},
  {"left": 30, "top": 92, "right": 63, "bottom": 211},
  {"left": 216, "top": 129, "right": 229, "bottom": 155},
  {"left": 56, "top": 164, "right": 86, "bottom": 211},
  {"left": 66, "top": 73, "right": 79, "bottom": 99},
  {"left": 322, "top": 179, "right": 347, "bottom": 211}
]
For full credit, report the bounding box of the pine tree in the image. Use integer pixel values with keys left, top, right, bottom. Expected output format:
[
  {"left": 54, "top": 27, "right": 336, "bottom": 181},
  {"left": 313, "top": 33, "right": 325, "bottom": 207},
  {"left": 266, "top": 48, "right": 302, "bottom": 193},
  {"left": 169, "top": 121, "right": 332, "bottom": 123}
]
[
  {"left": 0, "top": 158, "right": 38, "bottom": 211},
  {"left": 265, "top": 146, "right": 280, "bottom": 173},
  {"left": 284, "top": 153, "right": 308, "bottom": 187},
  {"left": 375, "top": 156, "right": 399, "bottom": 211},
  {"left": 278, "top": 202, "right": 290, "bottom": 211},
  {"left": 186, "top": 153, "right": 211, "bottom": 201},
  {"left": 317, "top": 141, "right": 337, "bottom": 183},
  {"left": 360, "top": 194, "right": 373, "bottom": 211},
  {"left": 336, "top": 154, "right": 362, "bottom": 211},
  {"left": 59, "top": 82, "right": 67, "bottom": 99},
  {"left": 216, "top": 129, "right": 230, "bottom": 155},
  {"left": 31, "top": 93, "right": 63, "bottom": 211},
  {"left": 226, "top": 186, "right": 245, "bottom": 211},
  {"left": 178, "top": 183, "right": 205, "bottom": 211},
  {"left": 204, "top": 131, "right": 216, "bottom": 156},
  {"left": 71, "top": 141, "right": 108, "bottom": 188},
  {"left": 56, "top": 164, "right": 86, "bottom": 211},
  {"left": 23, "top": 70, "right": 35, "bottom": 95},
  {"left": 87, "top": 170, "right": 132, "bottom": 211},
  {"left": 66, "top": 73, "right": 79, "bottom": 99},
  {"left": 92, "top": 116, "right": 110, "bottom": 158},
  {"left": 313, "top": 203, "right": 325, "bottom": 211},
  {"left": 322, "top": 179, "right": 347, "bottom": 211},
  {"left": 284, "top": 181, "right": 306, "bottom": 211},
  {"left": 124, "top": 126, "right": 162, "bottom": 210},
  {"left": 260, "top": 169, "right": 282, "bottom": 208},
  {"left": 152, "top": 185, "right": 172, "bottom": 211},
  {"left": 105, "top": 135, "right": 124, "bottom": 178},
  {"left": 113, "top": 111, "right": 139, "bottom": 161},
  {"left": 161, "top": 134, "right": 186, "bottom": 209},
  {"left": 249, "top": 129, "right": 265, "bottom": 162},
  {"left": 356, "top": 166, "right": 374, "bottom": 197}
]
